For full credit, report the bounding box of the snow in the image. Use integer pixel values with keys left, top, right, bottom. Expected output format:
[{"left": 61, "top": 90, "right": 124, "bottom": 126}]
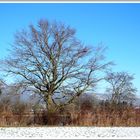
[{"left": 0, "top": 127, "right": 140, "bottom": 139}]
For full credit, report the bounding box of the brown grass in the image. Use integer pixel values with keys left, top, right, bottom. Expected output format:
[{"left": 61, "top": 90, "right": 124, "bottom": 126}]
[{"left": 0, "top": 98, "right": 139, "bottom": 126}]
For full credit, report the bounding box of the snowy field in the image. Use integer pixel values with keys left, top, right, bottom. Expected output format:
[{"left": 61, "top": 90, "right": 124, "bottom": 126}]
[{"left": 0, "top": 127, "right": 140, "bottom": 139}]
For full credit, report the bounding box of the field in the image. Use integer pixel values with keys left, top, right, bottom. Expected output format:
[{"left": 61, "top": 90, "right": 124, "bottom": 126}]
[{"left": 0, "top": 98, "right": 140, "bottom": 127}]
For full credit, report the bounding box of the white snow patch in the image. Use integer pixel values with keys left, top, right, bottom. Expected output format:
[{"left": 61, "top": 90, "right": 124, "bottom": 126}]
[{"left": 0, "top": 127, "right": 140, "bottom": 139}]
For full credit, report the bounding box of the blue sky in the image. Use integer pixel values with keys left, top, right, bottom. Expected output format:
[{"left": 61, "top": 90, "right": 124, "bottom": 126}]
[{"left": 0, "top": 3, "right": 140, "bottom": 95}]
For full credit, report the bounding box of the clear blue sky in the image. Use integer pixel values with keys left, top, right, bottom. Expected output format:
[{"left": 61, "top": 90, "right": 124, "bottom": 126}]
[{"left": 0, "top": 3, "right": 140, "bottom": 95}]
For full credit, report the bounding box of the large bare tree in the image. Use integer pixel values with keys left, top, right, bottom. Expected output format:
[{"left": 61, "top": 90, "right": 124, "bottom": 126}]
[
  {"left": 1, "top": 19, "right": 112, "bottom": 112},
  {"left": 105, "top": 71, "right": 137, "bottom": 104}
]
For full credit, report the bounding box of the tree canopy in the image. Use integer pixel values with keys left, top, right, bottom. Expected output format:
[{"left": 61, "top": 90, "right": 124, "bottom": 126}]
[{"left": 1, "top": 19, "right": 112, "bottom": 112}]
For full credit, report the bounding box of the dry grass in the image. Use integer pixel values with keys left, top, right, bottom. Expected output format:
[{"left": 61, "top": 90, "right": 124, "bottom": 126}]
[
  {"left": 52, "top": 100, "right": 140, "bottom": 126},
  {"left": 0, "top": 97, "right": 140, "bottom": 126}
]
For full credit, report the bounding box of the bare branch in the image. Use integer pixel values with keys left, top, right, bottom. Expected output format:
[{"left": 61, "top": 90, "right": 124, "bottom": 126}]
[{"left": 1, "top": 19, "right": 112, "bottom": 112}]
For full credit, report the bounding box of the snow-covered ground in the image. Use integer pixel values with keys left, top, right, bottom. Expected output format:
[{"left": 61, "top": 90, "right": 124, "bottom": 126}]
[{"left": 0, "top": 127, "right": 140, "bottom": 139}]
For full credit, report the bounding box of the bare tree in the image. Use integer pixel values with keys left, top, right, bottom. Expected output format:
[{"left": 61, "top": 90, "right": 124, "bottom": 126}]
[
  {"left": 105, "top": 71, "right": 137, "bottom": 104},
  {"left": 1, "top": 19, "right": 112, "bottom": 112}
]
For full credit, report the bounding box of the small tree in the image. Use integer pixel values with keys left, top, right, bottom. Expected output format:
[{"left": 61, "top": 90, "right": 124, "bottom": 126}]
[
  {"left": 105, "top": 72, "right": 137, "bottom": 104},
  {"left": 1, "top": 19, "right": 112, "bottom": 113}
]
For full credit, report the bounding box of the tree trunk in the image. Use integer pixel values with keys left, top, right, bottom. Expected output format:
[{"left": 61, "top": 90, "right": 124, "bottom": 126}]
[{"left": 46, "top": 95, "right": 56, "bottom": 113}]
